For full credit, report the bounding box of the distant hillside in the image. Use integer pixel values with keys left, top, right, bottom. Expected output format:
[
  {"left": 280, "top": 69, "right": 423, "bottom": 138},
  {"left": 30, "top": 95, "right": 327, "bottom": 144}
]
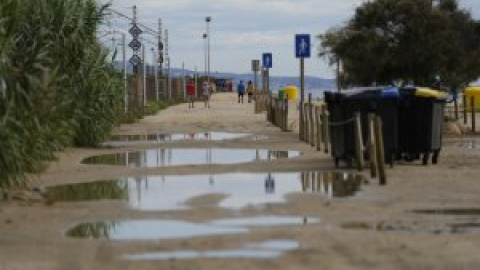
[{"left": 112, "top": 61, "right": 336, "bottom": 91}]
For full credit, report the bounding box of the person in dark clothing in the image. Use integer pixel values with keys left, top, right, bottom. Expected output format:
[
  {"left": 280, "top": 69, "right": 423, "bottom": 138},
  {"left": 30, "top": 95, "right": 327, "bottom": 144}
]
[{"left": 237, "top": 80, "right": 246, "bottom": 103}]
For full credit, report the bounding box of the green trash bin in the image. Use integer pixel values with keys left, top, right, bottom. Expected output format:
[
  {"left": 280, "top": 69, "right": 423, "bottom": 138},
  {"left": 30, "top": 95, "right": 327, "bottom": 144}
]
[{"left": 277, "top": 90, "right": 285, "bottom": 100}]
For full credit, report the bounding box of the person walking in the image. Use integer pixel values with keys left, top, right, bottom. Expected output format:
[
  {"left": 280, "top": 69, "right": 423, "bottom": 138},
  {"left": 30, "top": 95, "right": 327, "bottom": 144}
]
[
  {"left": 237, "top": 80, "right": 245, "bottom": 103},
  {"left": 202, "top": 81, "right": 211, "bottom": 108},
  {"left": 186, "top": 80, "right": 196, "bottom": 108},
  {"left": 247, "top": 80, "right": 254, "bottom": 103}
]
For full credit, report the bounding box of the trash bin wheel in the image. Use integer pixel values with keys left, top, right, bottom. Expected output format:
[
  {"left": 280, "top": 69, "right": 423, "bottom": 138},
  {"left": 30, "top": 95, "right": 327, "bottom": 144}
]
[
  {"left": 432, "top": 150, "right": 440, "bottom": 164},
  {"left": 422, "top": 152, "right": 430, "bottom": 165}
]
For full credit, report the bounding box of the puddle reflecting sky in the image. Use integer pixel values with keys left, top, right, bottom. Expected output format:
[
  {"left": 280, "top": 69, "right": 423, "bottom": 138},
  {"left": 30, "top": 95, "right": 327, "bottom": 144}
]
[
  {"left": 66, "top": 217, "right": 313, "bottom": 241},
  {"left": 82, "top": 149, "right": 299, "bottom": 167},
  {"left": 66, "top": 220, "right": 248, "bottom": 240},
  {"left": 105, "top": 132, "right": 256, "bottom": 146},
  {"left": 123, "top": 240, "right": 300, "bottom": 261},
  {"left": 46, "top": 172, "right": 368, "bottom": 211}
]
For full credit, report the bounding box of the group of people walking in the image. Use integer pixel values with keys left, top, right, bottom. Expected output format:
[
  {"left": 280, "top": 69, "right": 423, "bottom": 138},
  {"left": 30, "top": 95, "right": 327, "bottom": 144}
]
[
  {"left": 237, "top": 80, "right": 254, "bottom": 103},
  {"left": 185, "top": 79, "right": 256, "bottom": 108},
  {"left": 186, "top": 81, "right": 212, "bottom": 109}
]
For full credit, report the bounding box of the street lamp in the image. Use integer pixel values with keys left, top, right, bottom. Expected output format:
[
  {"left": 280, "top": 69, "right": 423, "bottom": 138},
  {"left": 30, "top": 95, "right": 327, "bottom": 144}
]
[
  {"left": 205, "top": 16, "right": 211, "bottom": 83},
  {"left": 203, "top": 33, "right": 207, "bottom": 80},
  {"left": 151, "top": 47, "right": 159, "bottom": 101}
]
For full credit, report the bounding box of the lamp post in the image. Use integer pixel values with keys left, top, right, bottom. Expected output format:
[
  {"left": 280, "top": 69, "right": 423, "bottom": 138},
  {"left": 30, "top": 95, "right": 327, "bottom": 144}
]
[
  {"left": 205, "top": 16, "right": 211, "bottom": 83},
  {"left": 151, "top": 47, "right": 159, "bottom": 101},
  {"left": 203, "top": 33, "right": 207, "bottom": 80}
]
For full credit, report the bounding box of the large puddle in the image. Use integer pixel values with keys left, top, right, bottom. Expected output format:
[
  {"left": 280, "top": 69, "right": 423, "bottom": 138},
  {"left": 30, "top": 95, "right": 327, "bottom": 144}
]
[
  {"left": 66, "top": 216, "right": 317, "bottom": 240},
  {"left": 123, "top": 240, "right": 300, "bottom": 261},
  {"left": 104, "top": 132, "right": 262, "bottom": 147},
  {"left": 45, "top": 171, "right": 368, "bottom": 210},
  {"left": 82, "top": 148, "right": 300, "bottom": 167}
]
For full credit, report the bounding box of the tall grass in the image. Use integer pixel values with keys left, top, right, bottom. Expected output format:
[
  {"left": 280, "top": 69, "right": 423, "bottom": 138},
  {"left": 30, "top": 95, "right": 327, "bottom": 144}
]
[{"left": 0, "top": 0, "right": 123, "bottom": 188}]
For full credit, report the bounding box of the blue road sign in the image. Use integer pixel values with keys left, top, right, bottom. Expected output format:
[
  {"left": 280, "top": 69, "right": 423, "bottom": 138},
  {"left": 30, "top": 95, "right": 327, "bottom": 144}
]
[
  {"left": 295, "top": 34, "right": 311, "bottom": 58},
  {"left": 262, "top": 53, "right": 272, "bottom": 69}
]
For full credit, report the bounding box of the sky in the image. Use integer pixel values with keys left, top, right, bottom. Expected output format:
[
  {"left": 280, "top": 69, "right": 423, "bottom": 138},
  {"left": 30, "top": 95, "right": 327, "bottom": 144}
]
[{"left": 100, "top": 0, "right": 480, "bottom": 79}]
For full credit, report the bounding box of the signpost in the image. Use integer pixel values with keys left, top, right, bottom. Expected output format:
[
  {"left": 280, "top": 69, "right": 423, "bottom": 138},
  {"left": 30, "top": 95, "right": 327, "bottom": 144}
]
[
  {"left": 295, "top": 34, "right": 311, "bottom": 140},
  {"left": 262, "top": 53, "right": 272, "bottom": 69},
  {"left": 262, "top": 53, "right": 272, "bottom": 94},
  {"left": 252, "top": 59, "right": 260, "bottom": 93},
  {"left": 262, "top": 53, "right": 273, "bottom": 93}
]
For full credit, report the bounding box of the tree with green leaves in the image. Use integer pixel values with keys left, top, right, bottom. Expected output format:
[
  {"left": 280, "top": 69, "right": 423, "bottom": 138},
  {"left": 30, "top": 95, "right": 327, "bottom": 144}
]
[
  {"left": 0, "top": 0, "right": 124, "bottom": 188},
  {"left": 319, "top": 0, "right": 480, "bottom": 90}
]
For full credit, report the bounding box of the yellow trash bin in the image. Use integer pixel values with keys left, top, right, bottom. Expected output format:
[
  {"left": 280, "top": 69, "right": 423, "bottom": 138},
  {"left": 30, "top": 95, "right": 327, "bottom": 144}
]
[
  {"left": 464, "top": 87, "right": 480, "bottom": 112},
  {"left": 283, "top": 85, "right": 299, "bottom": 101}
]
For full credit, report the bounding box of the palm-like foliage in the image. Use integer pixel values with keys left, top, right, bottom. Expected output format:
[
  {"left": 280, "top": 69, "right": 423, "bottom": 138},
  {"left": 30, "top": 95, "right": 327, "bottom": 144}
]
[{"left": 0, "top": 0, "right": 123, "bottom": 188}]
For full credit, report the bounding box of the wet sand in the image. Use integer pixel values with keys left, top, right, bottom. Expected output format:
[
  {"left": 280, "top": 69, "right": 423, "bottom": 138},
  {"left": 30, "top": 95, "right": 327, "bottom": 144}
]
[{"left": 1, "top": 92, "right": 480, "bottom": 270}]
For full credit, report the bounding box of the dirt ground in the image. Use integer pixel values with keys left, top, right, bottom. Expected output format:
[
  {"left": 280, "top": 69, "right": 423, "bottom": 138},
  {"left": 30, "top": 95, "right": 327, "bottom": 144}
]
[{"left": 1, "top": 92, "right": 480, "bottom": 270}]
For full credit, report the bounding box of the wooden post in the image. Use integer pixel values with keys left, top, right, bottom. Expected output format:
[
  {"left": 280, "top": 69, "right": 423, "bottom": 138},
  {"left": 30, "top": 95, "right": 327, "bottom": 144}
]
[
  {"left": 354, "top": 112, "right": 364, "bottom": 171},
  {"left": 303, "top": 103, "right": 310, "bottom": 143},
  {"left": 284, "top": 96, "right": 289, "bottom": 131},
  {"left": 471, "top": 96, "right": 476, "bottom": 133},
  {"left": 368, "top": 114, "right": 378, "bottom": 178},
  {"left": 463, "top": 94, "right": 468, "bottom": 125},
  {"left": 322, "top": 105, "right": 329, "bottom": 154},
  {"left": 267, "top": 94, "right": 271, "bottom": 122},
  {"left": 315, "top": 106, "right": 322, "bottom": 151},
  {"left": 280, "top": 98, "right": 284, "bottom": 130},
  {"left": 374, "top": 116, "right": 386, "bottom": 185},
  {"left": 276, "top": 99, "right": 282, "bottom": 127},
  {"left": 273, "top": 99, "right": 277, "bottom": 126},
  {"left": 308, "top": 93, "right": 315, "bottom": 146}
]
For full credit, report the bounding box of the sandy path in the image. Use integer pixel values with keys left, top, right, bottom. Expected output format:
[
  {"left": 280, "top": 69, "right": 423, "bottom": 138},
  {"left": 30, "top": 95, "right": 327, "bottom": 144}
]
[{"left": 1, "top": 92, "right": 480, "bottom": 270}]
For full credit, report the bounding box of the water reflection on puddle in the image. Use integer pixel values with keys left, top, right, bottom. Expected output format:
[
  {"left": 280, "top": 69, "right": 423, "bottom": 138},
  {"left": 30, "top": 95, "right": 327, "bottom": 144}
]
[
  {"left": 82, "top": 149, "right": 299, "bottom": 167},
  {"left": 66, "top": 220, "right": 247, "bottom": 240},
  {"left": 45, "top": 172, "right": 368, "bottom": 210},
  {"left": 210, "top": 216, "right": 318, "bottom": 227},
  {"left": 123, "top": 240, "right": 300, "bottom": 261},
  {"left": 66, "top": 217, "right": 313, "bottom": 241},
  {"left": 105, "top": 132, "right": 257, "bottom": 146}
]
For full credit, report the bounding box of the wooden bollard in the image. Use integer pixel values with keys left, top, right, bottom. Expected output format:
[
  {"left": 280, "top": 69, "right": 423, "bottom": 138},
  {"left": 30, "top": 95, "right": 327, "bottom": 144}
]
[
  {"left": 309, "top": 105, "right": 315, "bottom": 147},
  {"left": 280, "top": 98, "right": 284, "bottom": 130},
  {"left": 368, "top": 114, "right": 378, "bottom": 178},
  {"left": 275, "top": 99, "right": 280, "bottom": 127},
  {"left": 307, "top": 94, "right": 313, "bottom": 146},
  {"left": 463, "top": 95, "right": 468, "bottom": 125},
  {"left": 353, "top": 112, "right": 364, "bottom": 171},
  {"left": 315, "top": 106, "right": 322, "bottom": 151},
  {"left": 278, "top": 100, "right": 285, "bottom": 131},
  {"left": 303, "top": 103, "right": 309, "bottom": 142},
  {"left": 374, "top": 116, "right": 387, "bottom": 185},
  {"left": 270, "top": 95, "right": 274, "bottom": 123},
  {"left": 284, "top": 96, "right": 289, "bottom": 131},
  {"left": 322, "top": 105, "right": 330, "bottom": 154},
  {"left": 471, "top": 96, "right": 476, "bottom": 133},
  {"left": 277, "top": 99, "right": 281, "bottom": 127}
]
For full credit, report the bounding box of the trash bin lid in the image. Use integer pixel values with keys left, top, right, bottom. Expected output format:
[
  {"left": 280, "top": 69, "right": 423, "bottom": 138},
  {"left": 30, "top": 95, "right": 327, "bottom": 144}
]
[
  {"left": 340, "top": 87, "right": 385, "bottom": 100},
  {"left": 382, "top": 87, "right": 399, "bottom": 98},
  {"left": 465, "top": 86, "right": 480, "bottom": 94},
  {"left": 415, "top": 87, "right": 447, "bottom": 99}
]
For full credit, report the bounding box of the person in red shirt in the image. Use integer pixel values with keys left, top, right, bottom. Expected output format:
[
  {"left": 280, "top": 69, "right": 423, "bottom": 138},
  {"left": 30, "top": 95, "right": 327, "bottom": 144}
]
[{"left": 186, "top": 80, "right": 196, "bottom": 108}]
